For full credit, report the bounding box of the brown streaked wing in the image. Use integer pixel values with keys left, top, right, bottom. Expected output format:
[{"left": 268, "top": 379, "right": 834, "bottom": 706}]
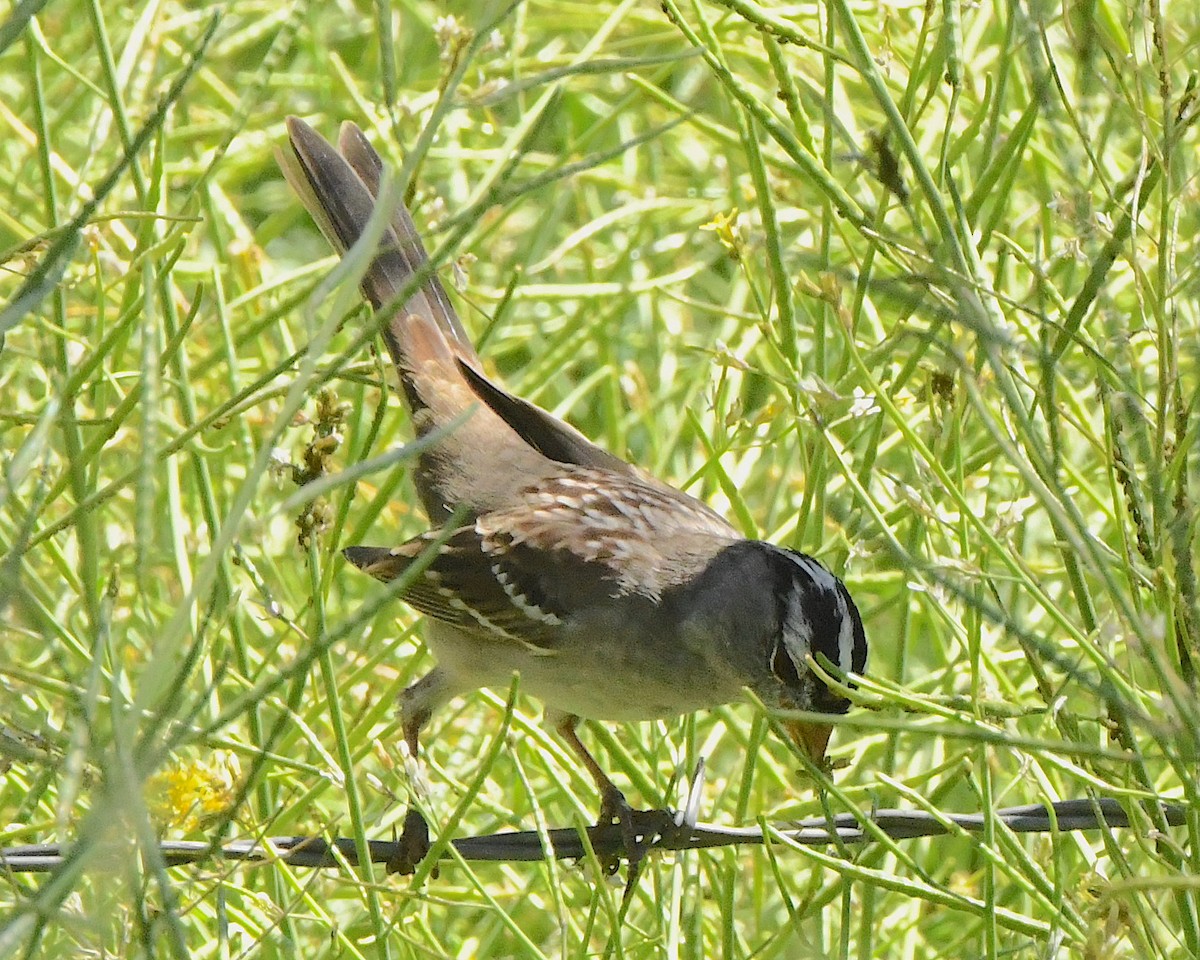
[
  {"left": 344, "top": 528, "right": 569, "bottom": 653},
  {"left": 344, "top": 466, "right": 739, "bottom": 648},
  {"left": 479, "top": 466, "right": 739, "bottom": 601}
]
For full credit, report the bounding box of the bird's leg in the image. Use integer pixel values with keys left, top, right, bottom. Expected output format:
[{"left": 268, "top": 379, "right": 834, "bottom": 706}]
[
  {"left": 386, "top": 673, "right": 444, "bottom": 876},
  {"left": 386, "top": 704, "right": 432, "bottom": 875},
  {"left": 556, "top": 715, "right": 628, "bottom": 826},
  {"left": 555, "top": 715, "right": 670, "bottom": 883}
]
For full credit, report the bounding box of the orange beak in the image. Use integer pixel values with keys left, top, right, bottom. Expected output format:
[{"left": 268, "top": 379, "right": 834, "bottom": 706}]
[{"left": 785, "top": 720, "right": 834, "bottom": 764}]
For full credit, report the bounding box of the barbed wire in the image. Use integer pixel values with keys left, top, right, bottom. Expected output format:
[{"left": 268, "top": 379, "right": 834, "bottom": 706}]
[{"left": 1, "top": 798, "right": 1185, "bottom": 875}]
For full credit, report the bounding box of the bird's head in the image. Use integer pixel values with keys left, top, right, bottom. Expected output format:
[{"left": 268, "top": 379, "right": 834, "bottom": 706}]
[{"left": 757, "top": 545, "right": 868, "bottom": 764}]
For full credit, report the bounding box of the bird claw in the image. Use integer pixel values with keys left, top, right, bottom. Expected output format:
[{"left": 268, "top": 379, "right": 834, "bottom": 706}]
[
  {"left": 592, "top": 787, "right": 674, "bottom": 889},
  {"left": 386, "top": 807, "right": 436, "bottom": 877}
]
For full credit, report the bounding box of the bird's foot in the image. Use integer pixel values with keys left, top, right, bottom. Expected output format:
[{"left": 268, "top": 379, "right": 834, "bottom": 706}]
[
  {"left": 592, "top": 787, "right": 674, "bottom": 891},
  {"left": 386, "top": 807, "right": 435, "bottom": 876}
]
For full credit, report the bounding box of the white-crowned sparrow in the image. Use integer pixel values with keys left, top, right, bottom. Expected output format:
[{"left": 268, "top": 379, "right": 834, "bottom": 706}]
[{"left": 281, "top": 117, "right": 868, "bottom": 875}]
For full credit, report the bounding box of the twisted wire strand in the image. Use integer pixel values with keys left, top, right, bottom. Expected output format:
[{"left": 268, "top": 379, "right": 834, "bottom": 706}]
[{"left": 1, "top": 799, "right": 1184, "bottom": 874}]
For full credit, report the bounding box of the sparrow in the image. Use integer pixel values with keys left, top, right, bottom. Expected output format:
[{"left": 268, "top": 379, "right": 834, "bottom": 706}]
[{"left": 280, "top": 116, "right": 868, "bottom": 875}]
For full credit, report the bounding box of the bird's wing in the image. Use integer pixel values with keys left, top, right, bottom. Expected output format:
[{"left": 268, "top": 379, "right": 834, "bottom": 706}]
[
  {"left": 345, "top": 526, "right": 575, "bottom": 654},
  {"left": 456, "top": 358, "right": 637, "bottom": 476},
  {"left": 344, "top": 465, "right": 739, "bottom": 649}
]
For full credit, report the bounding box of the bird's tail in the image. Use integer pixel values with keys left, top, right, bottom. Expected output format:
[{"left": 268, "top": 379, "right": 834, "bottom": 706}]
[
  {"left": 279, "top": 118, "right": 635, "bottom": 518},
  {"left": 280, "top": 117, "right": 555, "bottom": 519},
  {"left": 281, "top": 116, "right": 478, "bottom": 365}
]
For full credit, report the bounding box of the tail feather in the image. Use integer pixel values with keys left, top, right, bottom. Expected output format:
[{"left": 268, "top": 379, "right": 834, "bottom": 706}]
[
  {"left": 282, "top": 116, "right": 553, "bottom": 519},
  {"left": 281, "top": 117, "right": 641, "bottom": 520},
  {"left": 283, "top": 116, "right": 474, "bottom": 366},
  {"left": 334, "top": 121, "right": 478, "bottom": 359}
]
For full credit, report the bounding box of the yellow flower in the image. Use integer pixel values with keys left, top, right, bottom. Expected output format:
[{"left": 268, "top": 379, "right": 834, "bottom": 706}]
[
  {"left": 146, "top": 756, "right": 237, "bottom": 834},
  {"left": 701, "top": 209, "right": 742, "bottom": 259}
]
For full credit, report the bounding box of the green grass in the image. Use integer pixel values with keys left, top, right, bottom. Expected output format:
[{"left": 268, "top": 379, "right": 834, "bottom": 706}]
[{"left": 3, "top": 0, "right": 1199, "bottom": 956}]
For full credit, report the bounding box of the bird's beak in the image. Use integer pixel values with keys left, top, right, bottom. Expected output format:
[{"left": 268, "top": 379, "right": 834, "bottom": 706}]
[{"left": 785, "top": 720, "right": 833, "bottom": 764}]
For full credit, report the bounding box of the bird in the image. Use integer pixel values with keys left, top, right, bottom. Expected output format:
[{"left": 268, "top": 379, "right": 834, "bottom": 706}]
[{"left": 280, "top": 116, "right": 868, "bottom": 876}]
